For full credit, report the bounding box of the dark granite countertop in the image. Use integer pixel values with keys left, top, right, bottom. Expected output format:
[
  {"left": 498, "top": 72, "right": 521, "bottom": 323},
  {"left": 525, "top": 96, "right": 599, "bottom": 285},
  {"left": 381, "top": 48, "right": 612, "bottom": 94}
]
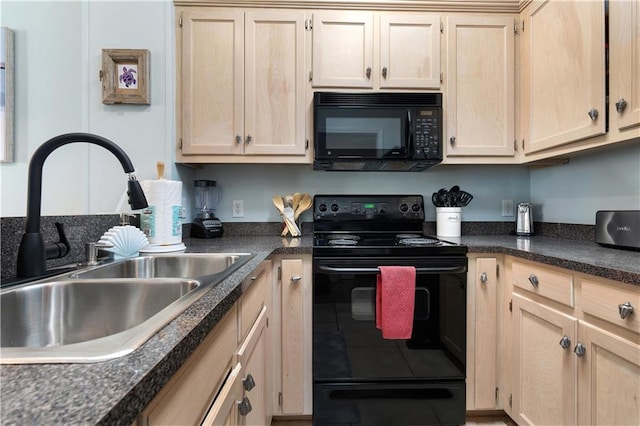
[{"left": 1, "top": 234, "right": 638, "bottom": 425}]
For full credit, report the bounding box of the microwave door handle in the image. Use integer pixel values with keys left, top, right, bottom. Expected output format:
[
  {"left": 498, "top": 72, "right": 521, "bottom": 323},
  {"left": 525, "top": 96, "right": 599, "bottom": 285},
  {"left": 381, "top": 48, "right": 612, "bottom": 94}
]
[{"left": 407, "top": 109, "right": 414, "bottom": 153}]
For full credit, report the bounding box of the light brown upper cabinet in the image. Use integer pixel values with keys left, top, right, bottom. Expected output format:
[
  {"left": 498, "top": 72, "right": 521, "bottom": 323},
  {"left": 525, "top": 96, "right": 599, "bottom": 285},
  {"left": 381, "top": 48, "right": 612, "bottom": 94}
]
[
  {"left": 609, "top": 0, "right": 640, "bottom": 133},
  {"left": 520, "top": 0, "right": 606, "bottom": 155},
  {"left": 311, "top": 11, "right": 441, "bottom": 89},
  {"left": 176, "top": 8, "right": 310, "bottom": 163},
  {"left": 444, "top": 16, "right": 516, "bottom": 159}
]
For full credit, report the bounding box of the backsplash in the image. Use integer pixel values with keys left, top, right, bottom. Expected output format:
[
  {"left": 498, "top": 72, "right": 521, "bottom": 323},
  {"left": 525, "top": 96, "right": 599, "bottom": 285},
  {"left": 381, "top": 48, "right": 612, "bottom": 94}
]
[{"left": 1, "top": 215, "right": 595, "bottom": 280}]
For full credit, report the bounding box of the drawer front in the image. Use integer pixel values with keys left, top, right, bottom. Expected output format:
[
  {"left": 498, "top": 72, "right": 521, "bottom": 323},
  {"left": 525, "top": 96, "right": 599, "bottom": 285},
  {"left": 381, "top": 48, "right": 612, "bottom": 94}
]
[
  {"left": 512, "top": 260, "right": 574, "bottom": 307},
  {"left": 581, "top": 278, "right": 640, "bottom": 334},
  {"left": 141, "top": 305, "right": 238, "bottom": 425},
  {"left": 240, "top": 261, "right": 270, "bottom": 342}
]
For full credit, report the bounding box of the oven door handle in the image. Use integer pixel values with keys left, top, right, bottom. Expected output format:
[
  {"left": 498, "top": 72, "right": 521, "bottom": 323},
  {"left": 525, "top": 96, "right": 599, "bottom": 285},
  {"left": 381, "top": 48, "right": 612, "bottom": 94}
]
[{"left": 317, "top": 265, "right": 467, "bottom": 275}]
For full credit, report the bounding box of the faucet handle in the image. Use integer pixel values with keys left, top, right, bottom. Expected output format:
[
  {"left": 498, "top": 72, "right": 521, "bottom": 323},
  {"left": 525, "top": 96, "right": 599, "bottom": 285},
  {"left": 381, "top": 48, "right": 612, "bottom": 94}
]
[{"left": 45, "top": 222, "right": 71, "bottom": 260}]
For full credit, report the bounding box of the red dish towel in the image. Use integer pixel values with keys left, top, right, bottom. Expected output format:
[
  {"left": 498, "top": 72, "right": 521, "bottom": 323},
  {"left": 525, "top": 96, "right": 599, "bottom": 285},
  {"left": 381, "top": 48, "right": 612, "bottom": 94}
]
[{"left": 375, "top": 266, "right": 416, "bottom": 339}]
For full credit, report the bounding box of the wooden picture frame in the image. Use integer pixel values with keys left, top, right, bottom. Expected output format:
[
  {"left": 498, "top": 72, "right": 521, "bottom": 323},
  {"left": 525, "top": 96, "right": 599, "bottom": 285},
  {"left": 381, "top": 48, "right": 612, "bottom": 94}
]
[
  {"left": 1, "top": 27, "right": 14, "bottom": 163},
  {"left": 101, "top": 49, "right": 150, "bottom": 105}
]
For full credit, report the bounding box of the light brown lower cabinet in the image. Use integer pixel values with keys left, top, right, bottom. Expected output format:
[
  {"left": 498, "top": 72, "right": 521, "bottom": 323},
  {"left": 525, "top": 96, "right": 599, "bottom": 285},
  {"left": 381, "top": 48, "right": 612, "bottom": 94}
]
[
  {"left": 511, "top": 259, "right": 640, "bottom": 426},
  {"left": 138, "top": 260, "right": 272, "bottom": 426}
]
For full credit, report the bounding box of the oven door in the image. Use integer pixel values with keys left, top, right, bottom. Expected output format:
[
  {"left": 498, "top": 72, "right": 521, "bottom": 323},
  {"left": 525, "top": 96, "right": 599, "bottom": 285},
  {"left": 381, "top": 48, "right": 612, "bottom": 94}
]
[{"left": 312, "top": 256, "right": 467, "bottom": 425}]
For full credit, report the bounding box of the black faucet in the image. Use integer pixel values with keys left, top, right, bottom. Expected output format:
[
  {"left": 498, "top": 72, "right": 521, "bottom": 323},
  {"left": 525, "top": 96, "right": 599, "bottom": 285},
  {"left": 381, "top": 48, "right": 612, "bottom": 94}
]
[{"left": 16, "top": 133, "right": 148, "bottom": 279}]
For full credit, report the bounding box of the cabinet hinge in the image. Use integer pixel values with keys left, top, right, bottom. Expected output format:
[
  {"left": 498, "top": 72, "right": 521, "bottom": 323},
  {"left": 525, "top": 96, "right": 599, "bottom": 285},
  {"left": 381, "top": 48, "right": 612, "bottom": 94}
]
[
  {"left": 521, "top": 20, "right": 525, "bottom": 32},
  {"left": 509, "top": 394, "right": 513, "bottom": 408},
  {"left": 278, "top": 392, "right": 283, "bottom": 406},
  {"left": 305, "top": 139, "right": 309, "bottom": 150},
  {"left": 509, "top": 299, "right": 513, "bottom": 312},
  {"left": 278, "top": 266, "right": 282, "bottom": 281},
  {"left": 496, "top": 264, "right": 500, "bottom": 277},
  {"left": 440, "top": 21, "right": 444, "bottom": 33},
  {"left": 266, "top": 317, "right": 269, "bottom": 328},
  {"left": 305, "top": 18, "right": 313, "bottom": 31},
  {"left": 495, "top": 387, "right": 499, "bottom": 403},
  {"left": 309, "top": 71, "right": 313, "bottom": 82},
  {"left": 514, "top": 21, "right": 518, "bottom": 34},
  {"left": 522, "top": 139, "right": 525, "bottom": 150},
  {"left": 514, "top": 139, "right": 518, "bottom": 151},
  {"left": 179, "top": 15, "right": 183, "bottom": 28},
  {"left": 178, "top": 138, "right": 183, "bottom": 150},
  {"left": 440, "top": 72, "right": 443, "bottom": 84}
]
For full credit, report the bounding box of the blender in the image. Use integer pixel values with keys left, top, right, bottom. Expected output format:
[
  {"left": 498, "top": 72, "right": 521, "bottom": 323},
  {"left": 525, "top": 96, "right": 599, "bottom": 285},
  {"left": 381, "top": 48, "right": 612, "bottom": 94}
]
[{"left": 191, "top": 180, "right": 224, "bottom": 238}]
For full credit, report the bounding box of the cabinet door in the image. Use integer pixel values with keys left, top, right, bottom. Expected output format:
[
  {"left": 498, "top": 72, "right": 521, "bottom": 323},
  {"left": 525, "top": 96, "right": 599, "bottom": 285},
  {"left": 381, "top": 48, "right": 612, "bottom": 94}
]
[
  {"left": 379, "top": 14, "right": 440, "bottom": 89},
  {"left": 521, "top": 0, "right": 605, "bottom": 154},
  {"left": 467, "top": 257, "right": 498, "bottom": 410},
  {"left": 279, "top": 257, "right": 312, "bottom": 415},
  {"left": 180, "top": 9, "right": 244, "bottom": 155},
  {"left": 245, "top": 11, "right": 307, "bottom": 156},
  {"left": 445, "top": 16, "right": 515, "bottom": 157},
  {"left": 609, "top": 0, "right": 640, "bottom": 131},
  {"left": 312, "top": 11, "right": 374, "bottom": 88},
  {"left": 512, "top": 294, "right": 577, "bottom": 426},
  {"left": 238, "top": 307, "right": 269, "bottom": 426},
  {"left": 577, "top": 321, "right": 640, "bottom": 426},
  {"left": 201, "top": 362, "right": 243, "bottom": 426}
]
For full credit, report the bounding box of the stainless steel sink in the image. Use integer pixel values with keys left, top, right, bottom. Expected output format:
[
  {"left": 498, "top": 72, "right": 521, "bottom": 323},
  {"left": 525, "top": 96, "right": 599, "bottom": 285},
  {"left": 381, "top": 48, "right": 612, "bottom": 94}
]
[
  {"left": 71, "top": 253, "right": 250, "bottom": 279},
  {"left": 0, "top": 252, "right": 254, "bottom": 363}
]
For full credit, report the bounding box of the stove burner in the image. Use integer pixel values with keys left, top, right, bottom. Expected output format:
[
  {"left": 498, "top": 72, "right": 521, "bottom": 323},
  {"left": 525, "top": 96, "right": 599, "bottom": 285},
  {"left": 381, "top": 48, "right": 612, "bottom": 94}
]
[
  {"left": 396, "top": 234, "right": 423, "bottom": 239},
  {"left": 398, "top": 238, "right": 440, "bottom": 246},
  {"left": 328, "top": 239, "right": 359, "bottom": 246}
]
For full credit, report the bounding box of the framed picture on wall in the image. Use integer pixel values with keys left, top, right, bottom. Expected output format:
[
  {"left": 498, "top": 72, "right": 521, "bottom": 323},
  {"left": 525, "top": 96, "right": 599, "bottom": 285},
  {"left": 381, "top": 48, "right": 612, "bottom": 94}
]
[
  {"left": 1, "top": 27, "right": 14, "bottom": 163},
  {"left": 100, "top": 48, "right": 150, "bottom": 105}
]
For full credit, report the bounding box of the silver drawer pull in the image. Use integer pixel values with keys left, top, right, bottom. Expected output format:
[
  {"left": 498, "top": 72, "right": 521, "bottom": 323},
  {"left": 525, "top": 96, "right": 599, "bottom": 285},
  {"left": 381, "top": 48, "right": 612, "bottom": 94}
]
[
  {"left": 237, "top": 396, "right": 252, "bottom": 416},
  {"left": 574, "top": 342, "right": 586, "bottom": 358},
  {"left": 480, "top": 272, "right": 488, "bottom": 283},
  {"left": 618, "top": 302, "right": 634, "bottom": 320},
  {"left": 559, "top": 335, "right": 571, "bottom": 350},
  {"left": 243, "top": 374, "right": 256, "bottom": 391},
  {"left": 615, "top": 98, "right": 627, "bottom": 113},
  {"left": 588, "top": 108, "right": 599, "bottom": 121},
  {"left": 528, "top": 274, "right": 539, "bottom": 288},
  {"left": 291, "top": 275, "right": 302, "bottom": 283}
]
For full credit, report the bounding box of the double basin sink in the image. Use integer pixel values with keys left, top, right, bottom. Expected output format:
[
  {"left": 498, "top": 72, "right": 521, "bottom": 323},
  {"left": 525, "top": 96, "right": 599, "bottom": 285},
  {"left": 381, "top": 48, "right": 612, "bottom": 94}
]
[{"left": 0, "top": 252, "right": 254, "bottom": 364}]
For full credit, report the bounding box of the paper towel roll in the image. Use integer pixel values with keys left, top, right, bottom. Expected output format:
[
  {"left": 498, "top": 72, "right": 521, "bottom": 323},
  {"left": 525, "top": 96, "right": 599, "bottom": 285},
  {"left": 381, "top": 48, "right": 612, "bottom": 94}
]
[{"left": 140, "top": 163, "right": 183, "bottom": 245}]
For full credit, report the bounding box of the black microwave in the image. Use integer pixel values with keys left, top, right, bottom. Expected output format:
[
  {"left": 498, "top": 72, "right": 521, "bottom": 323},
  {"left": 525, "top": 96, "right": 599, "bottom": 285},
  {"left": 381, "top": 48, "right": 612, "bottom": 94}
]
[{"left": 313, "top": 92, "right": 442, "bottom": 171}]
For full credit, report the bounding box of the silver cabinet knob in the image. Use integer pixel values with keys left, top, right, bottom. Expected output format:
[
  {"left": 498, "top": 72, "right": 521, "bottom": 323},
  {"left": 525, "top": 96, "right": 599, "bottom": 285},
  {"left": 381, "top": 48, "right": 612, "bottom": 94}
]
[
  {"left": 291, "top": 275, "right": 302, "bottom": 283},
  {"left": 480, "top": 272, "right": 488, "bottom": 283},
  {"left": 382, "top": 67, "right": 388, "bottom": 79},
  {"left": 235, "top": 135, "right": 242, "bottom": 144},
  {"left": 450, "top": 136, "right": 456, "bottom": 146},
  {"left": 588, "top": 108, "right": 599, "bottom": 121},
  {"left": 618, "top": 302, "right": 634, "bottom": 320},
  {"left": 366, "top": 67, "right": 372, "bottom": 79},
  {"left": 237, "top": 396, "right": 252, "bottom": 416},
  {"left": 243, "top": 374, "right": 255, "bottom": 391},
  {"left": 528, "top": 274, "right": 539, "bottom": 288},
  {"left": 559, "top": 335, "right": 571, "bottom": 350},
  {"left": 574, "top": 342, "right": 586, "bottom": 357},
  {"left": 615, "top": 98, "right": 628, "bottom": 113},
  {"left": 246, "top": 135, "right": 252, "bottom": 144}
]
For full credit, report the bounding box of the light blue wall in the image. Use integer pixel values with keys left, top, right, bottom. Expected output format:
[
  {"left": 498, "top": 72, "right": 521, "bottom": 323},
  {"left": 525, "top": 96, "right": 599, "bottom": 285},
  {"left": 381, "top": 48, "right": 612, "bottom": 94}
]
[{"left": 530, "top": 141, "right": 640, "bottom": 224}]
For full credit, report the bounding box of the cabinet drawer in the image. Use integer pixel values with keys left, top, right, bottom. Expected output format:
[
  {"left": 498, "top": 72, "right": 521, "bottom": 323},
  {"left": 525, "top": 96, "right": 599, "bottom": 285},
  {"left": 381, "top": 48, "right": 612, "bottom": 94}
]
[
  {"left": 140, "top": 305, "right": 238, "bottom": 425},
  {"left": 512, "top": 260, "right": 574, "bottom": 307},
  {"left": 239, "top": 261, "right": 270, "bottom": 342},
  {"left": 581, "top": 278, "right": 640, "bottom": 334}
]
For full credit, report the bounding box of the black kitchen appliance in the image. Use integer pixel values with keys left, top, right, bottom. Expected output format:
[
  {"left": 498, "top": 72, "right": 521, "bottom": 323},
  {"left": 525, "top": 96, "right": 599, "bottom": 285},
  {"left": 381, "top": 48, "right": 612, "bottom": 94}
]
[
  {"left": 595, "top": 210, "right": 640, "bottom": 251},
  {"left": 191, "top": 180, "right": 223, "bottom": 238},
  {"left": 313, "top": 92, "right": 443, "bottom": 171},
  {"left": 312, "top": 194, "right": 468, "bottom": 425}
]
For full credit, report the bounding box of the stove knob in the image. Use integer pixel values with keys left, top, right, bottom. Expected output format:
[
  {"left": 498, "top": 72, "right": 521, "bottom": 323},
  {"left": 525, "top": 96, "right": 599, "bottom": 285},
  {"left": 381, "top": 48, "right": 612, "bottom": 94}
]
[
  {"left": 318, "top": 203, "right": 327, "bottom": 212},
  {"left": 331, "top": 203, "right": 340, "bottom": 213},
  {"left": 399, "top": 203, "right": 409, "bottom": 213},
  {"left": 411, "top": 203, "right": 421, "bottom": 212}
]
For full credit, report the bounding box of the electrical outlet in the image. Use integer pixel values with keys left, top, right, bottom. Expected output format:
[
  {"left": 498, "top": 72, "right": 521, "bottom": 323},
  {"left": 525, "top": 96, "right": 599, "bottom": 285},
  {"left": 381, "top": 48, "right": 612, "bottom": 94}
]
[
  {"left": 502, "top": 199, "right": 514, "bottom": 217},
  {"left": 232, "top": 200, "right": 244, "bottom": 218}
]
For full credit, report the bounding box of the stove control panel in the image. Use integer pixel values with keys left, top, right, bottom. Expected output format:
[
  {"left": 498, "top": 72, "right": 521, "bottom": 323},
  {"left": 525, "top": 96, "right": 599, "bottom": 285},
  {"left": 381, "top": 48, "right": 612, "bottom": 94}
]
[{"left": 314, "top": 195, "right": 424, "bottom": 221}]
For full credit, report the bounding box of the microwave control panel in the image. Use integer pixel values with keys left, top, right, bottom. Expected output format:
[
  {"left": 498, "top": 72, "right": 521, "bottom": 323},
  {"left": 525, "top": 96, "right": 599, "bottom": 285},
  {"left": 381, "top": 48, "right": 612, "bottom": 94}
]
[{"left": 412, "top": 108, "right": 441, "bottom": 160}]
